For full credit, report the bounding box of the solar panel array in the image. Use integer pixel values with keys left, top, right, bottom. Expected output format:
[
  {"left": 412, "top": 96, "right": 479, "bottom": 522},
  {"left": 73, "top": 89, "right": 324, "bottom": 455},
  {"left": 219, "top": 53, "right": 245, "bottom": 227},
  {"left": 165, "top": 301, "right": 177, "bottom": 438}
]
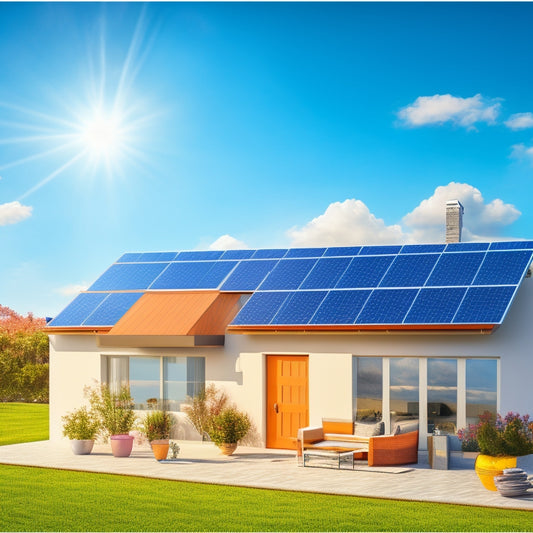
[{"left": 48, "top": 241, "right": 533, "bottom": 329}]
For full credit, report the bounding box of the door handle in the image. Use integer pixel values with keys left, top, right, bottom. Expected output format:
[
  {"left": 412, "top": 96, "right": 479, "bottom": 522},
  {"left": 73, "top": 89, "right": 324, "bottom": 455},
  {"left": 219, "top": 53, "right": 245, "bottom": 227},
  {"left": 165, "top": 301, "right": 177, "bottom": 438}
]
[{"left": 273, "top": 402, "right": 279, "bottom": 414}]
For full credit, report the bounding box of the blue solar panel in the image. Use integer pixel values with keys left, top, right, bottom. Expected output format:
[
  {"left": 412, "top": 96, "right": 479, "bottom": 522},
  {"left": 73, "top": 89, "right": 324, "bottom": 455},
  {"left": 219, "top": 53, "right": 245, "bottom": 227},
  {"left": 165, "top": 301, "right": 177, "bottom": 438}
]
[
  {"left": 445, "top": 242, "right": 489, "bottom": 252},
  {"left": 156, "top": 252, "right": 179, "bottom": 262},
  {"left": 251, "top": 249, "right": 288, "bottom": 259},
  {"left": 300, "top": 257, "right": 352, "bottom": 289},
  {"left": 199, "top": 261, "right": 238, "bottom": 288},
  {"left": 117, "top": 253, "right": 143, "bottom": 263},
  {"left": 401, "top": 244, "right": 446, "bottom": 254},
  {"left": 220, "top": 249, "right": 255, "bottom": 260},
  {"left": 175, "top": 250, "right": 224, "bottom": 261},
  {"left": 231, "top": 291, "right": 290, "bottom": 325},
  {"left": 336, "top": 256, "right": 394, "bottom": 288},
  {"left": 380, "top": 254, "right": 439, "bottom": 287},
  {"left": 454, "top": 286, "right": 516, "bottom": 324},
  {"left": 285, "top": 248, "right": 326, "bottom": 258},
  {"left": 473, "top": 251, "right": 533, "bottom": 286},
  {"left": 220, "top": 260, "right": 279, "bottom": 291},
  {"left": 426, "top": 252, "right": 484, "bottom": 286},
  {"left": 489, "top": 241, "right": 533, "bottom": 250},
  {"left": 89, "top": 263, "right": 169, "bottom": 291},
  {"left": 359, "top": 245, "right": 402, "bottom": 255},
  {"left": 324, "top": 246, "right": 362, "bottom": 257},
  {"left": 83, "top": 293, "right": 143, "bottom": 326},
  {"left": 310, "top": 290, "right": 372, "bottom": 324},
  {"left": 259, "top": 259, "right": 318, "bottom": 290},
  {"left": 49, "top": 293, "right": 109, "bottom": 327},
  {"left": 356, "top": 289, "right": 418, "bottom": 324},
  {"left": 271, "top": 291, "right": 328, "bottom": 324},
  {"left": 405, "top": 288, "right": 467, "bottom": 324},
  {"left": 149, "top": 262, "right": 215, "bottom": 289}
]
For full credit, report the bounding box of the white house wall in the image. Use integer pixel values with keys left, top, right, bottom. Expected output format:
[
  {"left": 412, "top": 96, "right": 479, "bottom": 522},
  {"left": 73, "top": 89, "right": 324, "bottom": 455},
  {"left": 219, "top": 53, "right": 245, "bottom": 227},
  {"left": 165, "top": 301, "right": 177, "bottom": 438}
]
[{"left": 49, "top": 278, "right": 533, "bottom": 445}]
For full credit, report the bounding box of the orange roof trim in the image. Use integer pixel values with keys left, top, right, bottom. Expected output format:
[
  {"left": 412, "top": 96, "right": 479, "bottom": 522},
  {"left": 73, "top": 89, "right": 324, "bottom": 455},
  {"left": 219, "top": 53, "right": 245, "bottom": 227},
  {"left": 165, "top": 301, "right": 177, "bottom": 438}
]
[{"left": 108, "top": 291, "right": 242, "bottom": 336}]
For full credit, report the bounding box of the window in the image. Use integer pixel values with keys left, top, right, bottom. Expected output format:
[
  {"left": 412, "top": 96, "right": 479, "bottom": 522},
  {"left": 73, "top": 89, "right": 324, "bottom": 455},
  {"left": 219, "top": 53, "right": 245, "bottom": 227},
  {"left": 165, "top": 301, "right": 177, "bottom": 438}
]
[
  {"left": 105, "top": 356, "right": 205, "bottom": 411},
  {"left": 466, "top": 359, "right": 497, "bottom": 426},
  {"left": 390, "top": 358, "right": 419, "bottom": 431},
  {"left": 353, "top": 357, "right": 382, "bottom": 421},
  {"left": 427, "top": 359, "right": 457, "bottom": 434}
]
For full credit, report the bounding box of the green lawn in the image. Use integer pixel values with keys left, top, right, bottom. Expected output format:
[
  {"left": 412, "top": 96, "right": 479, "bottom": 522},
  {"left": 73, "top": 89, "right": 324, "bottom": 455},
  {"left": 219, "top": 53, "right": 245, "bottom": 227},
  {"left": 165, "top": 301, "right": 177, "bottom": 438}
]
[
  {"left": 0, "top": 402, "right": 49, "bottom": 445},
  {"left": 1, "top": 465, "right": 532, "bottom": 532},
  {"left": 1, "top": 404, "right": 532, "bottom": 532}
]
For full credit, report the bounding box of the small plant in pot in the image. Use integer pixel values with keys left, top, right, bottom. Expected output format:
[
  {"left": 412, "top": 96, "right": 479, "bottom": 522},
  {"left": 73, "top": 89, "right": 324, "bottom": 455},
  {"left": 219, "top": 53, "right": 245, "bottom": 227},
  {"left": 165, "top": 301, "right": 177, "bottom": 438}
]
[
  {"left": 142, "top": 410, "right": 174, "bottom": 461},
  {"left": 208, "top": 407, "right": 251, "bottom": 456},
  {"left": 62, "top": 406, "right": 100, "bottom": 455},
  {"left": 86, "top": 384, "right": 137, "bottom": 457}
]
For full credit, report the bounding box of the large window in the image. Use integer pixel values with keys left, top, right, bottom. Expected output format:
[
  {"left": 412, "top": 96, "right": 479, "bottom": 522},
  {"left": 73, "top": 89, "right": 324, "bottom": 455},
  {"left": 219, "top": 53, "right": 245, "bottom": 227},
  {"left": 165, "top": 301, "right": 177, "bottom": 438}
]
[
  {"left": 466, "top": 359, "right": 497, "bottom": 426},
  {"left": 427, "top": 359, "right": 457, "bottom": 434},
  {"left": 106, "top": 356, "right": 205, "bottom": 411},
  {"left": 390, "top": 358, "right": 419, "bottom": 431},
  {"left": 353, "top": 357, "right": 382, "bottom": 421}
]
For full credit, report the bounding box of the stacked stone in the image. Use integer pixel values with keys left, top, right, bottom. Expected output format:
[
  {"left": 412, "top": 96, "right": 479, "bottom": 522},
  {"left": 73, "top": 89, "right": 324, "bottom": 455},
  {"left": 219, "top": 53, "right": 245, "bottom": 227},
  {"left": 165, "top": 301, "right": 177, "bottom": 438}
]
[{"left": 494, "top": 468, "right": 532, "bottom": 497}]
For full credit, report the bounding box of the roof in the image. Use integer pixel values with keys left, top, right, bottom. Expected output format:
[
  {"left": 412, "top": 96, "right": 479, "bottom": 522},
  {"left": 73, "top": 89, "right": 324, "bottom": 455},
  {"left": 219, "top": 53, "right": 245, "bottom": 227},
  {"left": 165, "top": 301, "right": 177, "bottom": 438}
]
[{"left": 46, "top": 240, "right": 533, "bottom": 335}]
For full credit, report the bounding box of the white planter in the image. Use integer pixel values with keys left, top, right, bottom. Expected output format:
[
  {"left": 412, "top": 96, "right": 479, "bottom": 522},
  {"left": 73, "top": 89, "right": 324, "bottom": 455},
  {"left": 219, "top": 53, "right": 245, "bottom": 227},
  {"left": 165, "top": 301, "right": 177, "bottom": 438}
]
[{"left": 70, "top": 439, "right": 95, "bottom": 455}]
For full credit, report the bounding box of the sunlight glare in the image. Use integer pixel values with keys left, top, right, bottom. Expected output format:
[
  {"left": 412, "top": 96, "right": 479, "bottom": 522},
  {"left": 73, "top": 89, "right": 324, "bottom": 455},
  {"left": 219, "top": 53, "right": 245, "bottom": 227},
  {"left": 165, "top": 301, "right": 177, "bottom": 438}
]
[{"left": 81, "top": 112, "right": 122, "bottom": 158}]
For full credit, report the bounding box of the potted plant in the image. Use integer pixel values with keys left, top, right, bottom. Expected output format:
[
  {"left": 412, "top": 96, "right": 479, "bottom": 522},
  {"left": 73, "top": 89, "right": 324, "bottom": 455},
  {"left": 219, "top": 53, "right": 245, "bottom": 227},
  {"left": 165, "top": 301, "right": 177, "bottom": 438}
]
[
  {"left": 208, "top": 406, "right": 251, "bottom": 455},
  {"left": 457, "top": 423, "right": 480, "bottom": 459},
  {"left": 62, "top": 406, "right": 100, "bottom": 455},
  {"left": 473, "top": 411, "right": 533, "bottom": 491},
  {"left": 142, "top": 410, "right": 174, "bottom": 461},
  {"left": 87, "top": 384, "right": 137, "bottom": 457}
]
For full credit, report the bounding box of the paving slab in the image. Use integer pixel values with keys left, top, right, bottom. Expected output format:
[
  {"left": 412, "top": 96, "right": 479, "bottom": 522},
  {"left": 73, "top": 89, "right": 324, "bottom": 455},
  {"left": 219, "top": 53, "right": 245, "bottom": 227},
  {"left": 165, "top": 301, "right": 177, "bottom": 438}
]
[{"left": 1, "top": 440, "right": 533, "bottom": 511}]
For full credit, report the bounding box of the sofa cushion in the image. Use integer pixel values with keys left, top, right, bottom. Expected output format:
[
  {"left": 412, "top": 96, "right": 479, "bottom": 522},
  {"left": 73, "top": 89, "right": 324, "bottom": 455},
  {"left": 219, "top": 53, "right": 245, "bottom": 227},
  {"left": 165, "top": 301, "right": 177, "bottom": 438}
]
[
  {"left": 393, "top": 420, "right": 419, "bottom": 435},
  {"left": 353, "top": 420, "right": 384, "bottom": 437}
]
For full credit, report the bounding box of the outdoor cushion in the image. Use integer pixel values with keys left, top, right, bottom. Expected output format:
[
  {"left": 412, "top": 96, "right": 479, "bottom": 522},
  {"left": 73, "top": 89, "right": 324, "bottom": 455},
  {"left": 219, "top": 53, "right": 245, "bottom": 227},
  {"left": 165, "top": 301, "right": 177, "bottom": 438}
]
[{"left": 354, "top": 420, "right": 384, "bottom": 437}]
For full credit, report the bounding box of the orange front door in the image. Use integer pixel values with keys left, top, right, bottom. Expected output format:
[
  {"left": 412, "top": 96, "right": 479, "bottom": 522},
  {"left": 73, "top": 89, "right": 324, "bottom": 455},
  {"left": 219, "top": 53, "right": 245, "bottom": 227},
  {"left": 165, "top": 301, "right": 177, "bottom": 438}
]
[{"left": 266, "top": 355, "right": 309, "bottom": 449}]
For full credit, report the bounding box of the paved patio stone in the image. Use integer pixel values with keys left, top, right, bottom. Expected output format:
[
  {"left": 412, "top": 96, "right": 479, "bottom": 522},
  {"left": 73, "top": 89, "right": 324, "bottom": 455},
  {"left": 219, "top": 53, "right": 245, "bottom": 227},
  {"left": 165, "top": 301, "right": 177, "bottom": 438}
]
[{"left": 1, "top": 440, "right": 533, "bottom": 511}]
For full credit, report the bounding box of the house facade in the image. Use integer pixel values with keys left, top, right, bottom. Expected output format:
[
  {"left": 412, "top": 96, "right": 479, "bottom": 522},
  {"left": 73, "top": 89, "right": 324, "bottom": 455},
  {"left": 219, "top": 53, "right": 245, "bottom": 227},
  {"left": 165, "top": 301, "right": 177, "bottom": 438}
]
[{"left": 47, "top": 241, "right": 533, "bottom": 450}]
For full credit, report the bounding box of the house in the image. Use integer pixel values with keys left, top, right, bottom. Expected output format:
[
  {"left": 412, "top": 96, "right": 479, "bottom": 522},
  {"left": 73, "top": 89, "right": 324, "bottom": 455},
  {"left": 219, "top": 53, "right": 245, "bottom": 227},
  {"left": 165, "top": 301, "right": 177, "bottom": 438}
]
[{"left": 46, "top": 233, "right": 533, "bottom": 451}]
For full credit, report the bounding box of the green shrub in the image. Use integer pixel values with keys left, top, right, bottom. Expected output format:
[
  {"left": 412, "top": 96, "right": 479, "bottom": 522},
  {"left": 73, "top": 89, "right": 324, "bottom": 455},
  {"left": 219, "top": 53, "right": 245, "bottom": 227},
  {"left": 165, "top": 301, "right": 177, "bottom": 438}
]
[
  {"left": 183, "top": 383, "right": 229, "bottom": 439},
  {"left": 142, "top": 410, "right": 174, "bottom": 441},
  {"left": 209, "top": 407, "right": 251, "bottom": 445},
  {"left": 62, "top": 406, "right": 100, "bottom": 440}
]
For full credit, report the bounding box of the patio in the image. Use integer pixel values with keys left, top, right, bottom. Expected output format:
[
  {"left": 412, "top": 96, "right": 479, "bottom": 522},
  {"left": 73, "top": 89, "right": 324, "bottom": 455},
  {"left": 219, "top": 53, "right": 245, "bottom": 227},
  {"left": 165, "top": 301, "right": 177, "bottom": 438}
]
[{"left": 1, "top": 440, "right": 533, "bottom": 510}]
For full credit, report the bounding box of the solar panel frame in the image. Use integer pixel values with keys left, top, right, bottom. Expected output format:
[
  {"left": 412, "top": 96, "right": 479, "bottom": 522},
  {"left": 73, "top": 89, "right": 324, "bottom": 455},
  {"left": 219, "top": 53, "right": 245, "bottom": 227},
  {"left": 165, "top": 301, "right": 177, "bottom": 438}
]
[
  {"left": 473, "top": 250, "right": 533, "bottom": 286},
  {"left": 88, "top": 263, "right": 170, "bottom": 291},
  {"left": 48, "top": 292, "right": 109, "bottom": 327},
  {"left": 359, "top": 245, "right": 402, "bottom": 255},
  {"left": 453, "top": 286, "right": 517, "bottom": 324},
  {"left": 445, "top": 242, "right": 489, "bottom": 252},
  {"left": 83, "top": 292, "right": 143, "bottom": 326},
  {"left": 175, "top": 250, "right": 224, "bottom": 261},
  {"left": 324, "top": 246, "right": 362, "bottom": 257},
  {"left": 400, "top": 244, "right": 446, "bottom": 254},
  {"left": 116, "top": 252, "right": 143, "bottom": 263},
  {"left": 284, "top": 247, "right": 326, "bottom": 258},
  {"left": 251, "top": 249, "right": 288, "bottom": 259},
  {"left": 219, "top": 249, "right": 255, "bottom": 260},
  {"left": 489, "top": 241, "right": 533, "bottom": 250}
]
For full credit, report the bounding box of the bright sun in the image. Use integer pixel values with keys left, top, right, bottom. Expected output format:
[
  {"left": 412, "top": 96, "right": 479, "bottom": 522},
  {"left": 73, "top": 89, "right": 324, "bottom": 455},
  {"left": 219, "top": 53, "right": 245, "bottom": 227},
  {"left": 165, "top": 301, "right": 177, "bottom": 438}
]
[{"left": 81, "top": 112, "right": 123, "bottom": 158}]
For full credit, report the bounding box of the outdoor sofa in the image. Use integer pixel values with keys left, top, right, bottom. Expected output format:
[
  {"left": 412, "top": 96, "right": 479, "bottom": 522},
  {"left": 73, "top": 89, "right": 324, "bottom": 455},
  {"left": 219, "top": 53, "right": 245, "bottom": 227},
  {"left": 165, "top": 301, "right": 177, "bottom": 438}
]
[{"left": 297, "top": 419, "right": 419, "bottom": 467}]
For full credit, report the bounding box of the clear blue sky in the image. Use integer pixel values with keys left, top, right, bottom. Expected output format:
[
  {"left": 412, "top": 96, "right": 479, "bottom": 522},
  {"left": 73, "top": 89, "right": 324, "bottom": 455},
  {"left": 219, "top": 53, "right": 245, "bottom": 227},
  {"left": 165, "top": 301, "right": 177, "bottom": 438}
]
[{"left": 1, "top": 2, "right": 532, "bottom": 317}]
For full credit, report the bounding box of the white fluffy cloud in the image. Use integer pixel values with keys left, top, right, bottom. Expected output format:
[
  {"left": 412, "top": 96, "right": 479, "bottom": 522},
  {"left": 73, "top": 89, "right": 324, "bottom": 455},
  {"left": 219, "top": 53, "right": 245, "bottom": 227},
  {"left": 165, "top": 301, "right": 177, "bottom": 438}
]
[
  {"left": 511, "top": 143, "right": 533, "bottom": 164},
  {"left": 209, "top": 234, "right": 248, "bottom": 250},
  {"left": 402, "top": 182, "right": 520, "bottom": 242},
  {"left": 505, "top": 112, "right": 533, "bottom": 130},
  {"left": 0, "top": 201, "right": 32, "bottom": 226},
  {"left": 287, "top": 199, "right": 405, "bottom": 247},
  {"left": 56, "top": 283, "right": 89, "bottom": 296},
  {"left": 397, "top": 94, "right": 500, "bottom": 129}
]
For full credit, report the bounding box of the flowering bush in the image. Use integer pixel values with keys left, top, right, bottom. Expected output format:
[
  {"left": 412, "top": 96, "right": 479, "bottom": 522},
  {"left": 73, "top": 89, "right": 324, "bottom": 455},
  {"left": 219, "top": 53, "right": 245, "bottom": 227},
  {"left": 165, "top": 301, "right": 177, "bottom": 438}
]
[
  {"left": 457, "top": 423, "right": 480, "bottom": 452},
  {"left": 475, "top": 411, "right": 533, "bottom": 457},
  {"left": 142, "top": 410, "right": 174, "bottom": 442}
]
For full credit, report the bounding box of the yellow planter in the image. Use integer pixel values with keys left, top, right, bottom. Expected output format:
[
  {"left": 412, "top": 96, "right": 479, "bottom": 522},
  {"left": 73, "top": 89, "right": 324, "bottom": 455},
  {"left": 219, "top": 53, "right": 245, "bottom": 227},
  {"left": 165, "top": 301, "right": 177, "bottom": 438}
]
[{"left": 474, "top": 454, "right": 517, "bottom": 491}]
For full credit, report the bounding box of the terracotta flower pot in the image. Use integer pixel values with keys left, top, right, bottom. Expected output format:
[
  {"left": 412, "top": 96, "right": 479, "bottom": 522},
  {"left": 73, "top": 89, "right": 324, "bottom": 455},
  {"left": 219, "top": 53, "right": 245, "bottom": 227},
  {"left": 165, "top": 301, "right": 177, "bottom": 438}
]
[
  {"left": 110, "top": 434, "right": 134, "bottom": 457},
  {"left": 70, "top": 439, "right": 95, "bottom": 455},
  {"left": 151, "top": 439, "right": 170, "bottom": 461},
  {"left": 218, "top": 443, "right": 238, "bottom": 456},
  {"left": 475, "top": 454, "right": 517, "bottom": 491}
]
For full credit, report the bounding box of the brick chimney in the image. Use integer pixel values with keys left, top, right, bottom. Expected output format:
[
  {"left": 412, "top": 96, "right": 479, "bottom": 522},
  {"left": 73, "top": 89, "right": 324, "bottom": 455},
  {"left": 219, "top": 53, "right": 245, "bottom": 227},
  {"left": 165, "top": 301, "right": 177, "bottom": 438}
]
[{"left": 445, "top": 200, "right": 464, "bottom": 243}]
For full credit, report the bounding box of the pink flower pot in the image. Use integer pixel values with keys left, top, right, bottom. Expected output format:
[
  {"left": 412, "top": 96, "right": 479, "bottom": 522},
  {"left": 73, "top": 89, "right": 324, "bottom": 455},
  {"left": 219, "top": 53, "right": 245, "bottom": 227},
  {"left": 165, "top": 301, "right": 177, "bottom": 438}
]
[{"left": 110, "top": 434, "right": 134, "bottom": 457}]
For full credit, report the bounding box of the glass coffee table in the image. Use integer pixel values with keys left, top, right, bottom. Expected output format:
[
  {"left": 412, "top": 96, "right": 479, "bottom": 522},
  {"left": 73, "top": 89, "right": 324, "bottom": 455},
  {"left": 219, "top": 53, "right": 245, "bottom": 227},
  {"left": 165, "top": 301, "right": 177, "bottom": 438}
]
[{"left": 302, "top": 448, "right": 368, "bottom": 469}]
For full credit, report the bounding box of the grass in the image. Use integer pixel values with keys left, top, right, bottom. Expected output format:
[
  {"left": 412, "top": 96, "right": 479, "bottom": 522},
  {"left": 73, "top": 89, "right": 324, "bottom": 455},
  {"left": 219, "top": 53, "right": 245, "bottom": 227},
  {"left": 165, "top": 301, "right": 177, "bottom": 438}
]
[
  {"left": 0, "top": 402, "right": 49, "bottom": 445},
  {"left": 1, "top": 465, "right": 533, "bottom": 532},
  {"left": 1, "top": 404, "right": 532, "bottom": 531}
]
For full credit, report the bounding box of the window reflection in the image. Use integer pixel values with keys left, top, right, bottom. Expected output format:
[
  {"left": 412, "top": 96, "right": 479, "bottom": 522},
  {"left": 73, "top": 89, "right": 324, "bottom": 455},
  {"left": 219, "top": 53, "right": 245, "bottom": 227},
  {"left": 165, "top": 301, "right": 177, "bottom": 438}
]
[
  {"left": 129, "top": 357, "right": 160, "bottom": 409},
  {"left": 353, "top": 357, "right": 382, "bottom": 421},
  {"left": 427, "top": 359, "right": 457, "bottom": 434},
  {"left": 466, "top": 359, "right": 497, "bottom": 426},
  {"left": 390, "top": 358, "right": 419, "bottom": 432}
]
